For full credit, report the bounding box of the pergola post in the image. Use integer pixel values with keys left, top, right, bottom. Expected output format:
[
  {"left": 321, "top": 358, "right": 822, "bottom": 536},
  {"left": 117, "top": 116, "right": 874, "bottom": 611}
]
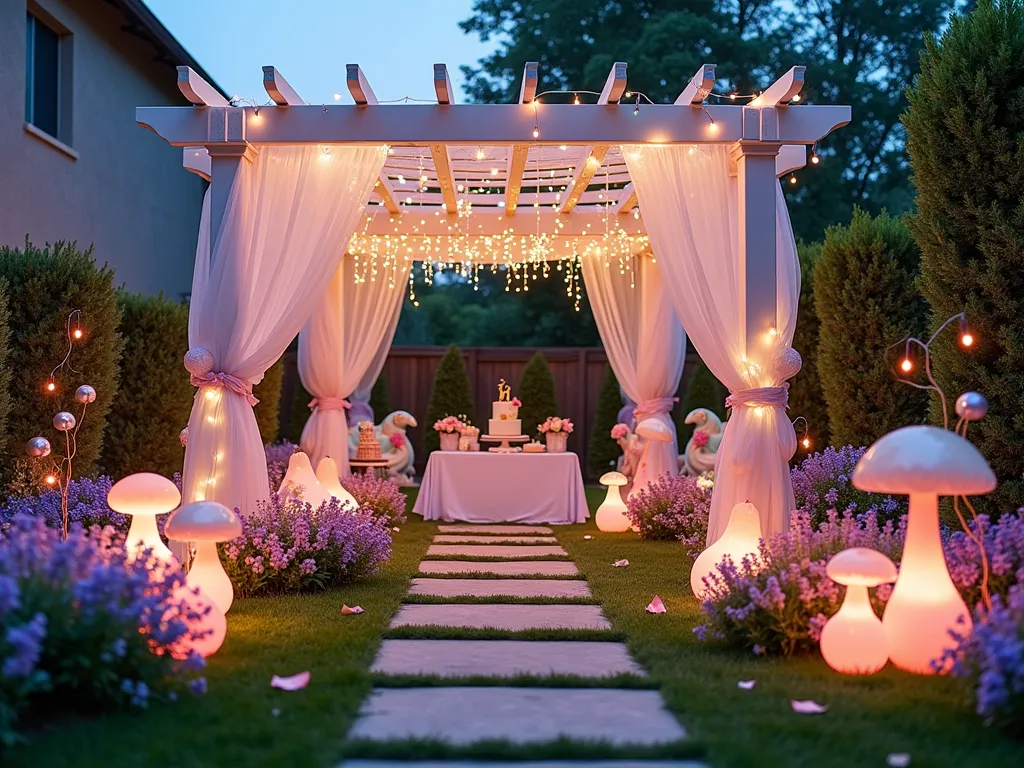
[{"left": 205, "top": 143, "right": 257, "bottom": 256}]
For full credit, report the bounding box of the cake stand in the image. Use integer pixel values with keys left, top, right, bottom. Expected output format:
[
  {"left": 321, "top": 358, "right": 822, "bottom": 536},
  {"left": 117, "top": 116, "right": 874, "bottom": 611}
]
[
  {"left": 349, "top": 457, "right": 390, "bottom": 477},
  {"left": 480, "top": 434, "right": 530, "bottom": 453}
]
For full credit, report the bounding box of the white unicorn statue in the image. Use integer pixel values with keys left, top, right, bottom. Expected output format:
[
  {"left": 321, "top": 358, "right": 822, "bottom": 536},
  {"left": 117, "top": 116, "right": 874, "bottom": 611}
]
[
  {"left": 348, "top": 410, "right": 418, "bottom": 485},
  {"left": 680, "top": 408, "right": 725, "bottom": 476}
]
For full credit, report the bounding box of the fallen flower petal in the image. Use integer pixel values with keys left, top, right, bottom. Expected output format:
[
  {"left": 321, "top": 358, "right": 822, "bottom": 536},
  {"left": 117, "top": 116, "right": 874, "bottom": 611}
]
[
  {"left": 271, "top": 671, "right": 310, "bottom": 691},
  {"left": 887, "top": 754, "right": 911, "bottom": 767},
  {"left": 613, "top": 559, "right": 629, "bottom": 567},
  {"left": 393, "top": 527, "right": 400, "bottom": 532},
  {"left": 341, "top": 604, "right": 364, "bottom": 615},
  {"left": 583, "top": 535, "right": 592, "bottom": 540},
  {"left": 737, "top": 680, "right": 756, "bottom": 690},
  {"left": 791, "top": 699, "right": 828, "bottom": 714},
  {"left": 646, "top": 595, "right": 667, "bottom": 614}
]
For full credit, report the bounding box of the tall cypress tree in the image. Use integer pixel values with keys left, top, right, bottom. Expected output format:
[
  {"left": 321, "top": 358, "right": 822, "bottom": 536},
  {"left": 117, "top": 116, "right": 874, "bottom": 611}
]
[
  {"left": 588, "top": 364, "right": 622, "bottom": 477},
  {"left": 424, "top": 345, "right": 474, "bottom": 454},
  {"left": 788, "top": 242, "right": 830, "bottom": 445},
  {"left": 517, "top": 352, "right": 559, "bottom": 438},
  {"left": 905, "top": 0, "right": 1024, "bottom": 508},
  {"left": 369, "top": 374, "right": 391, "bottom": 419}
]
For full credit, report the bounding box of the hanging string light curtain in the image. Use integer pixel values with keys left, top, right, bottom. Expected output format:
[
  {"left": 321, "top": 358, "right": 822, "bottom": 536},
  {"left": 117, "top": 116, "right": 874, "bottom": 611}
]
[
  {"left": 298, "top": 253, "right": 411, "bottom": 477},
  {"left": 183, "top": 144, "right": 388, "bottom": 516},
  {"left": 581, "top": 254, "right": 685, "bottom": 492},
  {"left": 623, "top": 145, "right": 800, "bottom": 541}
]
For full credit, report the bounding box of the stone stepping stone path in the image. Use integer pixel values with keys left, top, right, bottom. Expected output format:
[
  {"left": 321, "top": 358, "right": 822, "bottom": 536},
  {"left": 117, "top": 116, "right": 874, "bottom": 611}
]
[
  {"left": 433, "top": 534, "right": 559, "bottom": 544},
  {"left": 344, "top": 523, "right": 691, "bottom": 766}
]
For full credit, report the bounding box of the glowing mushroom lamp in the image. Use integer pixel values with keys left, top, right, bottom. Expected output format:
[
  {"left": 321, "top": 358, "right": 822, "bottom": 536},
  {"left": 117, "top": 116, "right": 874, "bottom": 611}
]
[
  {"left": 690, "top": 502, "right": 763, "bottom": 599},
  {"left": 596, "top": 471, "right": 630, "bottom": 532},
  {"left": 107, "top": 472, "right": 180, "bottom": 568},
  {"left": 852, "top": 425, "right": 996, "bottom": 674},
  {"left": 315, "top": 456, "right": 358, "bottom": 510},
  {"left": 165, "top": 501, "right": 241, "bottom": 614},
  {"left": 168, "top": 585, "right": 226, "bottom": 659},
  {"left": 819, "top": 547, "right": 897, "bottom": 675},
  {"left": 278, "top": 451, "right": 331, "bottom": 509}
]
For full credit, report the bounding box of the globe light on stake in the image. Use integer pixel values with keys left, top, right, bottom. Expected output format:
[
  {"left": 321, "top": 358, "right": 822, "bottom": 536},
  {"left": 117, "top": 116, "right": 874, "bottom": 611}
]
[
  {"left": 25, "top": 436, "right": 52, "bottom": 458},
  {"left": 75, "top": 384, "right": 97, "bottom": 404}
]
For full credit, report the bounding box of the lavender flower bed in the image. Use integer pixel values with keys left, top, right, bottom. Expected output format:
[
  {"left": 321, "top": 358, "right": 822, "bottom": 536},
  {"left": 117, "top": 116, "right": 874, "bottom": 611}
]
[
  {"left": 0, "top": 516, "right": 206, "bottom": 747},
  {"left": 946, "top": 511, "right": 1024, "bottom": 609},
  {"left": 0, "top": 476, "right": 127, "bottom": 534},
  {"left": 222, "top": 495, "right": 392, "bottom": 597},
  {"left": 791, "top": 445, "right": 905, "bottom": 525},
  {"left": 265, "top": 440, "right": 299, "bottom": 491},
  {"left": 341, "top": 472, "right": 408, "bottom": 526},
  {"left": 625, "top": 473, "right": 712, "bottom": 543}
]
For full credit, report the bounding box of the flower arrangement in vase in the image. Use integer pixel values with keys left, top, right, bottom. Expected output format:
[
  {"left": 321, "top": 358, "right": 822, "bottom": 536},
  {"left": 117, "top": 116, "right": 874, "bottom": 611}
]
[
  {"left": 539, "top": 416, "right": 573, "bottom": 453},
  {"left": 459, "top": 421, "right": 481, "bottom": 452},
  {"left": 433, "top": 415, "right": 466, "bottom": 451}
]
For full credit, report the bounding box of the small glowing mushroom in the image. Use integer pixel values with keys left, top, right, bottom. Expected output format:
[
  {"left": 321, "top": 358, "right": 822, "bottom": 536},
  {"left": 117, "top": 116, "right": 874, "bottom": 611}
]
[
  {"left": 690, "top": 502, "right": 763, "bottom": 599},
  {"left": 278, "top": 451, "right": 331, "bottom": 509},
  {"left": 107, "top": 473, "right": 180, "bottom": 569},
  {"left": 165, "top": 501, "right": 241, "bottom": 614},
  {"left": 596, "top": 471, "right": 629, "bottom": 532},
  {"left": 315, "top": 456, "right": 359, "bottom": 510},
  {"left": 853, "top": 425, "right": 996, "bottom": 674},
  {"left": 820, "top": 548, "right": 897, "bottom": 675}
]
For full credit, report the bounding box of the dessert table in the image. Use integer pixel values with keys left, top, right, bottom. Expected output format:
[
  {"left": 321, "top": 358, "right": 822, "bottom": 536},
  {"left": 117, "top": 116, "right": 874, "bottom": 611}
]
[{"left": 412, "top": 451, "right": 589, "bottom": 525}]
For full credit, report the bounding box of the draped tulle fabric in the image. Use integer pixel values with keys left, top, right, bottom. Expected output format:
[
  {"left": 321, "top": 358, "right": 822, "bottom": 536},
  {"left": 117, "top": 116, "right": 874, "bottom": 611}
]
[
  {"left": 298, "top": 254, "right": 410, "bottom": 477},
  {"left": 183, "top": 145, "right": 388, "bottom": 515},
  {"left": 623, "top": 145, "right": 800, "bottom": 540},
  {"left": 582, "top": 255, "right": 685, "bottom": 493}
]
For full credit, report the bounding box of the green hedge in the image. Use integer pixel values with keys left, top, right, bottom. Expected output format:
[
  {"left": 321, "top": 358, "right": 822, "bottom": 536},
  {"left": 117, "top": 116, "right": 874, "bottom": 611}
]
[
  {"left": 0, "top": 281, "right": 11, "bottom": 456},
  {"left": 588, "top": 364, "right": 622, "bottom": 477},
  {"left": 788, "top": 242, "right": 830, "bottom": 446},
  {"left": 517, "top": 351, "right": 559, "bottom": 437},
  {"left": 0, "top": 241, "right": 122, "bottom": 486},
  {"left": 253, "top": 357, "right": 285, "bottom": 444},
  {"left": 369, "top": 374, "right": 390, "bottom": 419},
  {"left": 101, "top": 292, "right": 191, "bottom": 478},
  {"left": 424, "top": 345, "right": 474, "bottom": 454}
]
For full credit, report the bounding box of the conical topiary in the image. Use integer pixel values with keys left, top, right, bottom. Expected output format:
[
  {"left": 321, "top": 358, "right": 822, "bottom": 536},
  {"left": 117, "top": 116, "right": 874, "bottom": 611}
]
[
  {"left": 369, "top": 374, "right": 390, "bottom": 420},
  {"left": 588, "top": 364, "right": 623, "bottom": 478},
  {"left": 517, "top": 352, "right": 559, "bottom": 438},
  {"left": 676, "top": 359, "right": 726, "bottom": 446},
  {"left": 425, "top": 345, "right": 474, "bottom": 454}
]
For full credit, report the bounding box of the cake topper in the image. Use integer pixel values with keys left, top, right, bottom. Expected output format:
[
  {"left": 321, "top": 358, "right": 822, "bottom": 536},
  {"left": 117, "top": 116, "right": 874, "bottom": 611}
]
[{"left": 498, "top": 379, "right": 511, "bottom": 402}]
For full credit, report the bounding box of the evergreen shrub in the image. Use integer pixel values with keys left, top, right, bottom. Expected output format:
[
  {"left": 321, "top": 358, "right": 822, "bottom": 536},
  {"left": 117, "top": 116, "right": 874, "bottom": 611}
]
[
  {"left": 517, "top": 352, "right": 559, "bottom": 437},
  {"left": 788, "top": 242, "right": 830, "bottom": 446},
  {"left": 424, "top": 345, "right": 474, "bottom": 454},
  {"left": 253, "top": 357, "right": 285, "bottom": 444},
  {"left": 588, "top": 364, "right": 622, "bottom": 477}
]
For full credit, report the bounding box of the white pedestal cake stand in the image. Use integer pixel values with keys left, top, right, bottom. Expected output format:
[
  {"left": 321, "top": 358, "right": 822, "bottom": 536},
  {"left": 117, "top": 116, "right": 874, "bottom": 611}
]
[{"left": 480, "top": 434, "right": 530, "bottom": 453}]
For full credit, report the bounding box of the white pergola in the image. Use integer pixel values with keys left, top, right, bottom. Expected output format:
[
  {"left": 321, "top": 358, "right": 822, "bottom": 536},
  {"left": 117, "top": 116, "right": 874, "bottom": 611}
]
[{"left": 139, "top": 59, "right": 849, "bottom": 543}]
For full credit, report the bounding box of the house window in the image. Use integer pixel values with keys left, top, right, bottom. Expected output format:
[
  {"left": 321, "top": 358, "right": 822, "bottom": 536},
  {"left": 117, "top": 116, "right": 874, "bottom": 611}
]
[{"left": 25, "top": 11, "right": 69, "bottom": 143}]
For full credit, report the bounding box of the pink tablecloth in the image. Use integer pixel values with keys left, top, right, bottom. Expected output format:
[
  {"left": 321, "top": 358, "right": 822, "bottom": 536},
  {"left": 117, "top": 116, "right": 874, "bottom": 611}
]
[{"left": 412, "top": 452, "right": 589, "bottom": 525}]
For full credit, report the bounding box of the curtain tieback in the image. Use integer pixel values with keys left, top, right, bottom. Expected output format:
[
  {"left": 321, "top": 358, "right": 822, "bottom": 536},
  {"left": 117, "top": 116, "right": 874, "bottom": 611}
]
[
  {"left": 190, "top": 372, "right": 260, "bottom": 407},
  {"left": 725, "top": 384, "right": 789, "bottom": 410},
  {"left": 633, "top": 397, "right": 678, "bottom": 419},
  {"left": 309, "top": 397, "right": 351, "bottom": 411}
]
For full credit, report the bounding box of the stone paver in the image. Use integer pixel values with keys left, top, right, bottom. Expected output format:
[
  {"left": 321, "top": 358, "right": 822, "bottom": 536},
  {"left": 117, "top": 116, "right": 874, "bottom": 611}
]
[
  {"left": 432, "top": 535, "right": 558, "bottom": 544},
  {"left": 347, "top": 687, "right": 686, "bottom": 744},
  {"left": 342, "top": 762, "right": 707, "bottom": 767},
  {"left": 418, "top": 560, "right": 580, "bottom": 576},
  {"left": 437, "top": 525, "right": 554, "bottom": 535},
  {"left": 426, "top": 544, "right": 567, "bottom": 559},
  {"left": 389, "top": 603, "right": 610, "bottom": 631},
  {"left": 371, "top": 639, "right": 645, "bottom": 678},
  {"left": 408, "top": 578, "right": 591, "bottom": 598}
]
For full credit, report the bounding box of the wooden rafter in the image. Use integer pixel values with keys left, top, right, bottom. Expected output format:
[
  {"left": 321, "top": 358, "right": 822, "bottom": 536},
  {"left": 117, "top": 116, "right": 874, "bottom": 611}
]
[
  {"left": 176, "top": 66, "right": 228, "bottom": 107},
  {"left": 262, "top": 66, "right": 302, "bottom": 106},
  {"left": 433, "top": 64, "right": 454, "bottom": 105},
  {"left": 599, "top": 62, "right": 628, "bottom": 104},
  {"left": 675, "top": 64, "right": 716, "bottom": 106},
  {"left": 615, "top": 182, "right": 637, "bottom": 213},
  {"left": 430, "top": 143, "right": 458, "bottom": 214},
  {"left": 519, "top": 61, "right": 539, "bottom": 104},
  {"left": 346, "top": 64, "right": 376, "bottom": 105},
  {"left": 505, "top": 145, "right": 530, "bottom": 215},
  {"left": 374, "top": 176, "right": 401, "bottom": 214},
  {"left": 754, "top": 66, "right": 805, "bottom": 107}
]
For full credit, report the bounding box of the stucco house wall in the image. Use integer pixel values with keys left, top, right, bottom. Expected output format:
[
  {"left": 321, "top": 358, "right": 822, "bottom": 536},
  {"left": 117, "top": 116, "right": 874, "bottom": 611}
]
[{"left": 0, "top": 0, "right": 208, "bottom": 299}]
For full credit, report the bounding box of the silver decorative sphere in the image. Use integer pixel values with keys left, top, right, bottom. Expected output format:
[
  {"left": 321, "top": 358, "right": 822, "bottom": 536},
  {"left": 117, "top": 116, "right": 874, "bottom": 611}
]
[
  {"left": 955, "top": 391, "right": 989, "bottom": 422},
  {"left": 772, "top": 345, "right": 803, "bottom": 382},
  {"left": 25, "top": 436, "right": 51, "bottom": 458},
  {"left": 183, "top": 346, "right": 215, "bottom": 376},
  {"left": 53, "top": 411, "right": 76, "bottom": 432},
  {"left": 179, "top": 426, "right": 189, "bottom": 446},
  {"left": 75, "top": 384, "right": 97, "bottom": 404}
]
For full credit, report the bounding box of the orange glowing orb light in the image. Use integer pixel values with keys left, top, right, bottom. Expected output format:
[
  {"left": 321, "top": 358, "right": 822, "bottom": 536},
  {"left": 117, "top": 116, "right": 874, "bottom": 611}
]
[
  {"left": 900, "top": 358, "right": 913, "bottom": 373},
  {"left": 165, "top": 501, "right": 241, "bottom": 614},
  {"left": 802, "top": 436, "right": 811, "bottom": 449},
  {"left": 690, "top": 502, "right": 763, "bottom": 599},
  {"left": 961, "top": 332, "right": 974, "bottom": 347},
  {"left": 820, "top": 548, "right": 897, "bottom": 675},
  {"left": 853, "top": 425, "right": 996, "bottom": 674},
  {"left": 73, "top": 328, "right": 83, "bottom": 340},
  {"left": 45, "top": 475, "right": 57, "bottom": 485},
  {"left": 46, "top": 381, "right": 56, "bottom": 392}
]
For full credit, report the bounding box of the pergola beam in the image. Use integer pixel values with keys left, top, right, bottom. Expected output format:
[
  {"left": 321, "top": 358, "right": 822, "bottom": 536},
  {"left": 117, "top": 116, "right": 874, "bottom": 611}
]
[
  {"left": 433, "top": 64, "right": 454, "bottom": 105},
  {"left": 361, "top": 209, "right": 645, "bottom": 238},
  {"left": 183, "top": 146, "right": 211, "bottom": 180},
  {"left": 776, "top": 145, "right": 806, "bottom": 177},
  {"left": 347, "top": 64, "right": 377, "bottom": 105},
  {"left": 262, "top": 66, "right": 302, "bottom": 106},
  {"left": 505, "top": 144, "right": 530, "bottom": 215},
  {"left": 675, "top": 64, "right": 716, "bottom": 106},
  {"left": 755, "top": 66, "right": 805, "bottom": 107},
  {"left": 519, "top": 61, "right": 539, "bottom": 104},
  {"left": 374, "top": 176, "right": 401, "bottom": 214},
  {"left": 615, "top": 182, "right": 637, "bottom": 213},
  {"left": 176, "top": 66, "right": 228, "bottom": 107},
  {"left": 430, "top": 143, "right": 458, "bottom": 213}
]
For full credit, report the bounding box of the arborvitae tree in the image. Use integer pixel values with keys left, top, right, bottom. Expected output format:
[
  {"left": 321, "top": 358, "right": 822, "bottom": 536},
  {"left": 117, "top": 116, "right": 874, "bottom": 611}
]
[
  {"left": 788, "top": 242, "right": 831, "bottom": 446},
  {"left": 814, "top": 208, "right": 929, "bottom": 447},
  {"left": 0, "top": 281, "right": 11, "bottom": 457},
  {"left": 676, "top": 359, "right": 727, "bottom": 445},
  {"left": 906, "top": 0, "right": 1024, "bottom": 509},
  {"left": 101, "top": 292, "right": 192, "bottom": 478},
  {"left": 369, "top": 373, "right": 390, "bottom": 419},
  {"left": 588, "top": 364, "right": 622, "bottom": 477},
  {"left": 0, "top": 240, "right": 123, "bottom": 485},
  {"left": 253, "top": 357, "right": 285, "bottom": 445},
  {"left": 425, "top": 345, "right": 474, "bottom": 453},
  {"left": 517, "top": 352, "right": 559, "bottom": 438}
]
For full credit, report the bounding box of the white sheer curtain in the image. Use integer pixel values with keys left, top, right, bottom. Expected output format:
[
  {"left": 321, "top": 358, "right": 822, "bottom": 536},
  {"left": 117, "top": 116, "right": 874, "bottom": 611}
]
[
  {"left": 298, "top": 254, "right": 410, "bottom": 477},
  {"left": 624, "top": 145, "right": 800, "bottom": 540},
  {"left": 183, "top": 144, "right": 387, "bottom": 515},
  {"left": 582, "top": 254, "right": 685, "bottom": 493}
]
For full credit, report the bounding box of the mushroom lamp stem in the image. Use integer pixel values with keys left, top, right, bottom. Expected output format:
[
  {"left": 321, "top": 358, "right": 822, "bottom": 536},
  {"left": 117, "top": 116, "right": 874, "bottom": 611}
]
[
  {"left": 125, "top": 513, "right": 175, "bottom": 567},
  {"left": 821, "top": 585, "right": 887, "bottom": 674},
  {"left": 596, "top": 485, "right": 628, "bottom": 532},
  {"left": 189, "top": 540, "right": 234, "bottom": 614}
]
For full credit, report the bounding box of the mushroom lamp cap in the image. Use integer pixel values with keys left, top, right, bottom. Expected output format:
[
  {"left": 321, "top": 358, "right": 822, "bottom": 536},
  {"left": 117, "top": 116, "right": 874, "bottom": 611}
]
[
  {"left": 599, "top": 471, "right": 627, "bottom": 487},
  {"left": 826, "top": 547, "right": 897, "bottom": 587},
  {"left": 636, "top": 419, "right": 673, "bottom": 443},
  {"left": 165, "top": 500, "right": 241, "bottom": 542},
  {"left": 108, "top": 472, "right": 181, "bottom": 515},
  {"left": 852, "top": 425, "right": 995, "bottom": 497}
]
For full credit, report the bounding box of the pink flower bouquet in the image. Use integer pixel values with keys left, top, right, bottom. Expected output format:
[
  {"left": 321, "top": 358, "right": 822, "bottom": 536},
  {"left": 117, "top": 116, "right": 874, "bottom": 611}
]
[
  {"left": 433, "top": 416, "right": 466, "bottom": 434},
  {"left": 610, "top": 423, "right": 629, "bottom": 440},
  {"left": 538, "top": 416, "right": 573, "bottom": 434},
  {"left": 692, "top": 430, "right": 710, "bottom": 448},
  {"left": 389, "top": 432, "right": 406, "bottom": 449}
]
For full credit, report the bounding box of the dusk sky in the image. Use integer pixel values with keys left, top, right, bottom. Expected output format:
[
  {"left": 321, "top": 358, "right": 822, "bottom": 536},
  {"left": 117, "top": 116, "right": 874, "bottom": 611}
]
[{"left": 143, "top": 0, "right": 498, "bottom": 104}]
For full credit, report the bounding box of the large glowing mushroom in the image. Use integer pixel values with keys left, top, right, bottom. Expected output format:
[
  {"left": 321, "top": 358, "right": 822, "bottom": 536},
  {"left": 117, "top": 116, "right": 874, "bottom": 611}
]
[
  {"left": 820, "top": 547, "right": 897, "bottom": 675},
  {"left": 852, "top": 425, "right": 995, "bottom": 674},
  {"left": 165, "top": 501, "right": 241, "bottom": 614},
  {"left": 689, "top": 501, "right": 763, "bottom": 599},
  {"left": 315, "top": 456, "right": 358, "bottom": 510},
  {"left": 278, "top": 451, "right": 331, "bottom": 509},
  {"left": 108, "top": 473, "right": 180, "bottom": 568},
  {"left": 595, "top": 471, "right": 630, "bottom": 532}
]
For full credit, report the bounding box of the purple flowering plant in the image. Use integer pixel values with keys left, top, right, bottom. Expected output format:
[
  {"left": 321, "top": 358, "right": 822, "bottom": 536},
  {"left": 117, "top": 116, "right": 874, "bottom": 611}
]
[
  {"left": 341, "top": 473, "right": 408, "bottom": 526},
  {"left": 694, "top": 509, "right": 905, "bottom": 656},
  {"left": 0, "top": 515, "right": 206, "bottom": 747},
  {"left": 625, "top": 473, "right": 712, "bottom": 543},
  {"left": 791, "top": 446, "right": 905, "bottom": 526},
  {"left": 945, "top": 511, "right": 1024, "bottom": 610},
  {"left": 0, "top": 476, "right": 128, "bottom": 535},
  {"left": 221, "top": 494, "right": 392, "bottom": 597},
  {"left": 265, "top": 440, "right": 299, "bottom": 491}
]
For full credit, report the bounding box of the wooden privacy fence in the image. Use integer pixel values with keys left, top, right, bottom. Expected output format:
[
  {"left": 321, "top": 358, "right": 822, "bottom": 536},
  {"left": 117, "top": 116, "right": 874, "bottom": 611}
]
[{"left": 279, "top": 346, "right": 699, "bottom": 479}]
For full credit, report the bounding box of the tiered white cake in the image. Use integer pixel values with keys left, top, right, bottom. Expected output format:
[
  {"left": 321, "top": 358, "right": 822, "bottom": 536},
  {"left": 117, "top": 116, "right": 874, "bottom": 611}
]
[{"left": 488, "top": 400, "right": 522, "bottom": 437}]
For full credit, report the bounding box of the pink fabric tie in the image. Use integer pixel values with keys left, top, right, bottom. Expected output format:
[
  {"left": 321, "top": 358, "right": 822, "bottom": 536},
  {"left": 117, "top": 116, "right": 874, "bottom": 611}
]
[
  {"left": 309, "top": 397, "right": 351, "bottom": 411},
  {"left": 190, "top": 372, "right": 259, "bottom": 407},
  {"left": 725, "top": 384, "right": 789, "bottom": 410},
  {"left": 633, "top": 397, "right": 678, "bottom": 419}
]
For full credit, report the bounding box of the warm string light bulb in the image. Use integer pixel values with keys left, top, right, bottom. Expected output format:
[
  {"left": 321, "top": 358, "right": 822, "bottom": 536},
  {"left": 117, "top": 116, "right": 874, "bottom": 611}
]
[
  {"left": 802, "top": 436, "right": 811, "bottom": 449},
  {"left": 900, "top": 358, "right": 913, "bottom": 373},
  {"left": 573, "top": 92, "right": 581, "bottom": 105},
  {"left": 789, "top": 175, "right": 798, "bottom": 185},
  {"left": 45, "top": 475, "right": 56, "bottom": 485},
  {"left": 532, "top": 127, "right": 540, "bottom": 138},
  {"left": 46, "top": 379, "right": 56, "bottom": 393},
  {"left": 961, "top": 332, "right": 974, "bottom": 347}
]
